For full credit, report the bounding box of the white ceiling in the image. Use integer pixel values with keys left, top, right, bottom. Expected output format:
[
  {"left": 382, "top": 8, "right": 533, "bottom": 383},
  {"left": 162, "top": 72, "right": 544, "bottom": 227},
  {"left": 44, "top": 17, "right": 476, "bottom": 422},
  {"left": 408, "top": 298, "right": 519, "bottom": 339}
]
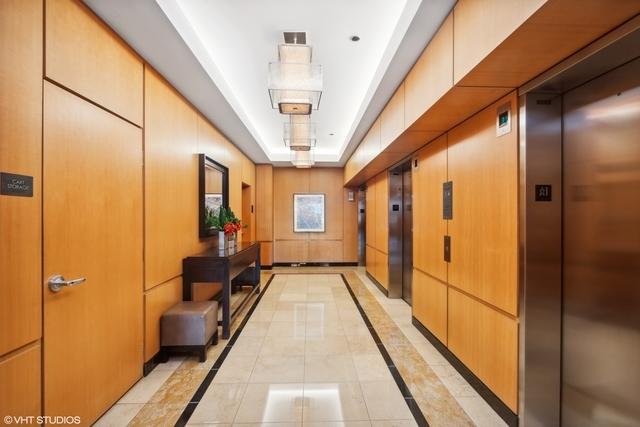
[
  {"left": 156, "top": 0, "right": 420, "bottom": 163},
  {"left": 83, "top": 0, "right": 455, "bottom": 166}
]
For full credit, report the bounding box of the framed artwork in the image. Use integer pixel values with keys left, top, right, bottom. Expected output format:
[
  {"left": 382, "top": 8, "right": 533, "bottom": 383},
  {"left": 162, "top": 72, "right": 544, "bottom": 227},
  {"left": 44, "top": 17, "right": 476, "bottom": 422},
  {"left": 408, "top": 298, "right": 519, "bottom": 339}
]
[{"left": 293, "top": 193, "right": 325, "bottom": 232}]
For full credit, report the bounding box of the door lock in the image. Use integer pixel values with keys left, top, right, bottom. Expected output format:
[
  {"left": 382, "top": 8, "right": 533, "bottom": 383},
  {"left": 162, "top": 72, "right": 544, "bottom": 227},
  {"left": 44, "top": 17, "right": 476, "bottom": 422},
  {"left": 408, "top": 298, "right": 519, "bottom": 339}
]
[{"left": 48, "top": 275, "right": 86, "bottom": 293}]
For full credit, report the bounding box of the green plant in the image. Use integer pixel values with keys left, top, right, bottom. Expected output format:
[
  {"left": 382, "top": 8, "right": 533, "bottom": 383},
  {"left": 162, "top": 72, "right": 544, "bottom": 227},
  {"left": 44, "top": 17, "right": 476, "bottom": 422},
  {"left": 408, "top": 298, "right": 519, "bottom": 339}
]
[{"left": 205, "top": 206, "right": 241, "bottom": 233}]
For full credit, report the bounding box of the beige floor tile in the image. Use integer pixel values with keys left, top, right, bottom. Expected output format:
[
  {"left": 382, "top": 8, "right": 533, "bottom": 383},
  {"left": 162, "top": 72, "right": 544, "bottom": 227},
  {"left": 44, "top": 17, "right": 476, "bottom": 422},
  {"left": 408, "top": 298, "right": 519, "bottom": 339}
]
[
  {"left": 456, "top": 396, "right": 508, "bottom": 427},
  {"left": 267, "top": 321, "right": 306, "bottom": 338},
  {"left": 243, "top": 322, "right": 272, "bottom": 337},
  {"left": 345, "top": 335, "right": 379, "bottom": 356},
  {"left": 250, "top": 355, "right": 305, "bottom": 383},
  {"left": 213, "top": 354, "right": 258, "bottom": 383},
  {"left": 352, "top": 354, "right": 392, "bottom": 382},
  {"left": 279, "top": 293, "right": 308, "bottom": 302},
  {"left": 94, "top": 403, "right": 144, "bottom": 427},
  {"left": 370, "top": 421, "right": 417, "bottom": 427},
  {"left": 231, "top": 335, "right": 266, "bottom": 357},
  {"left": 118, "top": 369, "right": 174, "bottom": 404},
  {"left": 189, "top": 383, "right": 247, "bottom": 424},
  {"left": 305, "top": 335, "right": 350, "bottom": 355},
  {"left": 305, "top": 422, "right": 371, "bottom": 427},
  {"left": 234, "top": 383, "right": 304, "bottom": 423},
  {"left": 259, "top": 336, "right": 306, "bottom": 356},
  {"left": 250, "top": 310, "right": 276, "bottom": 322},
  {"left": 359, "top": 381, "right": 412, "bottom": 420},
  {"left": 306, "top": 322, "right": 345, "bottom": 338},
  {"left": 272, "top": 308, "right": 307, "bottom": 323},
  {"left": 430, "top": 365, "right": 477, "bottom": 398},
  {"left": 305, "top": 354, "right": 358, "bottom": 383},
  {"left": 302, "top": 383, "right": 369, "bottom": 422}
]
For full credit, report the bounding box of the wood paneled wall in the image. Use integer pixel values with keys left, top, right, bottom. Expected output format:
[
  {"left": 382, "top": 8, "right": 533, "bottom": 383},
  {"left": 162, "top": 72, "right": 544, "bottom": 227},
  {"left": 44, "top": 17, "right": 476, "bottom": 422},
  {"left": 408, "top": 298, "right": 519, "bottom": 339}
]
[
  {"left": 411, "top": 93, "right": 519, "bottom": 412},
  {"left": 1, "top": 1, "right": 257, "bottom": 419},
  {"left": 0, "top": 0, "right": 43, "bottom": 360},
  {"left": 365, "top": 171, "right": 389, "bottom": 288},
  {"left": 344, "top": 1, "right": 640, "bottom": 186},
  {"left": 143, "top": 68, "right": 256, "bottom": 359},
  {"left": 270, "top": 168, "right": 357, "bottom": 264}
]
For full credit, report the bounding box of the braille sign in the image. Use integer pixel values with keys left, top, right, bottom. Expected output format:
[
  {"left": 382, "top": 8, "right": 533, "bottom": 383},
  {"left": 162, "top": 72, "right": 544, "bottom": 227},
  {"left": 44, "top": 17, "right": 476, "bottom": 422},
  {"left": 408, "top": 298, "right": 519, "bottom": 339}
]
[{"left": 535, "top": 184, "right": 552, "bottom": 202}]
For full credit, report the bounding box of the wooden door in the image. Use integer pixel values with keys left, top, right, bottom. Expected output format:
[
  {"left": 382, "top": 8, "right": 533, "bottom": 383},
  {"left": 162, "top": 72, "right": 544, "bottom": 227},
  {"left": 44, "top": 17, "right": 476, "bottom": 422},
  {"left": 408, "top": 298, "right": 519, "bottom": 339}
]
[{"left": 43, "top": 82, "right": 143, "bottom": 424}]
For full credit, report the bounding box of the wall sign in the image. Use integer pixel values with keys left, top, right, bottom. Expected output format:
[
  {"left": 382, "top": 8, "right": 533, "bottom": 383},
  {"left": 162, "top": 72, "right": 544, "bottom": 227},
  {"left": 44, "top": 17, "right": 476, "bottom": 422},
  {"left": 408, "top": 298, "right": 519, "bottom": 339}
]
[
  {"left": 444, "top": 235, "right": 451, "bottom": 263},
  {"left": 535, "top": 184, "right": 552, "bottom": 202},
  {"left": 496, "top": 102, "right": 512, "bottom": 137},
  {"left": 1, "top": 172, "right": 33, "bottom": 197}
]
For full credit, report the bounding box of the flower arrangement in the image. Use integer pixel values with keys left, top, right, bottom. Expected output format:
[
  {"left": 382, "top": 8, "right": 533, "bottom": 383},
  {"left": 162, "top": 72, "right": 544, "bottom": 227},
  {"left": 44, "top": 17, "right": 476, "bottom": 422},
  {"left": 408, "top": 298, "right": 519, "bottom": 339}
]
[{"left": 205, "top": 206, "right": 242, "bottom": 236}]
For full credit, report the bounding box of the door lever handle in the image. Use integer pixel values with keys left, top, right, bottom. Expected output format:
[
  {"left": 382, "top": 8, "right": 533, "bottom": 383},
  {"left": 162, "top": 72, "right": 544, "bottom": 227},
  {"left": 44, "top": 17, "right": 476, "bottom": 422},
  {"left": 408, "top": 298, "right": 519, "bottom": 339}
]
[{"left": 48, "top": 275, "right": 86, "bottom": 293}]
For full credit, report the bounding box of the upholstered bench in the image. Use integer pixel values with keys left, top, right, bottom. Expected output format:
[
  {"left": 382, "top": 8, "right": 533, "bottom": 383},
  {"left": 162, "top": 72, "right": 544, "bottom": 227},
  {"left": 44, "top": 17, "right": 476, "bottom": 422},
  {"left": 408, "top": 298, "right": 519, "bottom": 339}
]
[{"left": 160, "top": 301, "right": 219, "bottom": 362}]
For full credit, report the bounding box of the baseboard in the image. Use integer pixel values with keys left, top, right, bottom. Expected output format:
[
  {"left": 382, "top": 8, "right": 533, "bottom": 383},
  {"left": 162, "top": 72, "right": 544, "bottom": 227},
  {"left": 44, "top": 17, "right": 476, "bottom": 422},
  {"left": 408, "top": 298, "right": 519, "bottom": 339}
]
[
  {"left": 262, "top": 264, "right": 273, "bottom": 270},
  {"left": 271, "top": 262, "right": 359, "bottom": 267},
  {"left": 365, "top": 271, "right": 389, "bottom": 297},
  {"left": 411, "top": 317, "right": 518, "bottom": 427},
  {"left": 143, "top": 353, "right": 161, "bottom": 376}
]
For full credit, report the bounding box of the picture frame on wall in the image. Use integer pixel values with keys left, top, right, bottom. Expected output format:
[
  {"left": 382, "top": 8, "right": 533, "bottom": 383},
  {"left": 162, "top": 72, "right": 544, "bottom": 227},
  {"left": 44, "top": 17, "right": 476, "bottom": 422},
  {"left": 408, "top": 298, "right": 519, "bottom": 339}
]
[{"left": 293, "top": 193, "right": 325, "bottom": 232}]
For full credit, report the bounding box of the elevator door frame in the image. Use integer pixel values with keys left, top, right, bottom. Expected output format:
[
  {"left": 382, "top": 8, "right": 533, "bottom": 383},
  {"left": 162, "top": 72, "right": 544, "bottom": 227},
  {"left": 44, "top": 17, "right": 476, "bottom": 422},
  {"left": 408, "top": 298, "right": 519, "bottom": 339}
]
[{"left": 518, "top": 18, "right": 640, "bottom": 427}]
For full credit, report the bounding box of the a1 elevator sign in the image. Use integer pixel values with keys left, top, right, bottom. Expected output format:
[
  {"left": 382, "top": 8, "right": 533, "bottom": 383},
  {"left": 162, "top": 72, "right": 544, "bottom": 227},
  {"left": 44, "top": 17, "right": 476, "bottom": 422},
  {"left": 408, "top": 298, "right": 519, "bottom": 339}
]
[{"left": 535, "top": 184, "right": 552, "bottom": 202}]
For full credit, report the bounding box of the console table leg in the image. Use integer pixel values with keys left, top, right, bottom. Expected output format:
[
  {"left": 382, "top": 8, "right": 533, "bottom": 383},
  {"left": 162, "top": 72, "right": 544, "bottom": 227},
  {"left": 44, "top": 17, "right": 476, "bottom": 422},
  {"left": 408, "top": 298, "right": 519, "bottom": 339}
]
[{"left": 222, "top": 268, "right": 231, "bottom": 339}]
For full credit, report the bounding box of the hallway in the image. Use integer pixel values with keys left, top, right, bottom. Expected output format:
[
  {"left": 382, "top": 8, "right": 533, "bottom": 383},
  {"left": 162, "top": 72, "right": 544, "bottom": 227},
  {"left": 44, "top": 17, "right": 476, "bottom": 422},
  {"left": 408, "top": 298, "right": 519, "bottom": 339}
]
[{"left": 96, "top": 270, "right": 505, "bottom": 427}]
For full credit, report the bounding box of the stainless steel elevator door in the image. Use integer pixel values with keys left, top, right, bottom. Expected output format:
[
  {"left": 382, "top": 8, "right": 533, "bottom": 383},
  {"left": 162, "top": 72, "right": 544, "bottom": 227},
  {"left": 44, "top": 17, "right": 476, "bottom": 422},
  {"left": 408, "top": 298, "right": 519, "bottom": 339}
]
[{"left": 562, "top": 58, "right": 640, "bottom": 427}]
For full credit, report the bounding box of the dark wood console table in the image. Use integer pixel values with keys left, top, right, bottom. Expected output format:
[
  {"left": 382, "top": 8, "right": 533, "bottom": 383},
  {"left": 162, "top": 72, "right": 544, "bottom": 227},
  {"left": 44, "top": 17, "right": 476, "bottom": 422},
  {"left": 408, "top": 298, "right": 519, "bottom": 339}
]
[{"left": 183, "top": 241, "right": 261, "bottom": 338}]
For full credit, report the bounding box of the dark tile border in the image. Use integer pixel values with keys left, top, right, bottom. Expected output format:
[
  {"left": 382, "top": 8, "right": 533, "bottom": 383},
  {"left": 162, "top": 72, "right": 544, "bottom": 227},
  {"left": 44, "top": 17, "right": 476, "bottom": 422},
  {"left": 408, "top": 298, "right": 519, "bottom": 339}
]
[
  {"left": 272, "top": 262, "right": 359, "bottom": 267},
  {"left": 412, "top": 316, "right": 518, "bottom": 427},
  {"left": 365, "top": 271, "right": 389, "bottom": 297},
  {"left": 173, "top": 274, "right": 276, "bottom": 427},
  {"left": 340, "top": 274, "right": 429, "bottom": 427}
]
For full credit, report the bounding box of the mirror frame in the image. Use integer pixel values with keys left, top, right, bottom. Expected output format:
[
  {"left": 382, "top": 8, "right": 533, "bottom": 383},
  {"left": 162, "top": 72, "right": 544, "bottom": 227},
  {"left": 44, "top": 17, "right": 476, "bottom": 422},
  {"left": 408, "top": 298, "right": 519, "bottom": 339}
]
[{"left": 199, "top": 154, "right": 229, "bottom": 238}]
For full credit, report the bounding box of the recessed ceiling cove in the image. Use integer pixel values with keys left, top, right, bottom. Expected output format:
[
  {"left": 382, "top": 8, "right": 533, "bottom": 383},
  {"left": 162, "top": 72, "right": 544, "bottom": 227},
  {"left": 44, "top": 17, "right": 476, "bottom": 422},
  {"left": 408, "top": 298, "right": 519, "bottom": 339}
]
[{"left": 156, "top": 0, "right": 422, "bottom": 163}]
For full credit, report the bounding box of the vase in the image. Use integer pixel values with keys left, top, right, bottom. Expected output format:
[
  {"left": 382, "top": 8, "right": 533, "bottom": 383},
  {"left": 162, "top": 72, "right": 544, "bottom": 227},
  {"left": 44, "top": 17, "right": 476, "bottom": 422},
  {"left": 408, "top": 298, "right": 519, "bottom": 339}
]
[
  {"left": 218, "top": 231, "right": 226, "bottom": 250},
  {"left": 226, "top": 232, "right": 236, "bottom": 250}
]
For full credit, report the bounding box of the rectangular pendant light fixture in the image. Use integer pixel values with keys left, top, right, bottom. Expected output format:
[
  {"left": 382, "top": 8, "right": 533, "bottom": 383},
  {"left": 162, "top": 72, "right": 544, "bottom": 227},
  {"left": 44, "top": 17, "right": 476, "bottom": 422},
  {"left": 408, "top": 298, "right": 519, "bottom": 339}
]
[
  {"left": 268, "top": 62, "right": 322, "bottom": 114},
  {"left": 284, "top": 115, "right": 316, "bottom": 151},
  {"left": 291, "top": 149, "right": 315, "bottom": 168}
]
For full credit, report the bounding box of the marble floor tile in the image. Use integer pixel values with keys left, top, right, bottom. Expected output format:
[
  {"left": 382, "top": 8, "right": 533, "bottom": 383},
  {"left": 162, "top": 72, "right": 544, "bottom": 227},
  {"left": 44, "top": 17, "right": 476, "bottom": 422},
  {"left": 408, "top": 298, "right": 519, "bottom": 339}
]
[
  {"left": 370, "top": 421, "right": 418, "bottom": 427},
  {"left": 359, "top": 381, "right": 413, "bottom": 421},
  {"left": 118, "top": 369, "right": 175, "bottom": 404},
  {"left": 234, "top": 383, "right": 304, "bottom": 423},
  {"left": 306, "top": 321, "right": 345, "bottom": 338},
  {"left": 189, "top": 383, "right": 247, "bottom": 424},
  {"left": 93, "top": 403, "right": 143, "bottom": 427},
  {"left": 266, "top": 321, "right": 306, "bottom": 338},
  {"left": 345, "top": 335, "right": 379, "bottom": 356},
  {"left": 272, "top": 308, "right": 307, "bottom": 323},
  {"left": 352, "top": 354, "right": 393, "bottom": 382},
  {"left": 305, "top": 354, "right": 358, "bottom": 383},
  {"left": 213, "top": 354, "right": 258, "bottom": 384},
  {"left": 456, "top": 396, "right": 508, "bottom": 427},
  {"left": 230, "top": 335, "right": 266, "bottom": 357},
  {"left": 302, "top": 383, "right": 369, "bottom": 422},
  {"left": 250, "top": 355, "right": 305, "bottom": 383},
  {"left": 259, "top": 336, "right": 306, "bottom": 356},
  {"left": 305, "top": 335, "right": 350, "bottom": 356}
]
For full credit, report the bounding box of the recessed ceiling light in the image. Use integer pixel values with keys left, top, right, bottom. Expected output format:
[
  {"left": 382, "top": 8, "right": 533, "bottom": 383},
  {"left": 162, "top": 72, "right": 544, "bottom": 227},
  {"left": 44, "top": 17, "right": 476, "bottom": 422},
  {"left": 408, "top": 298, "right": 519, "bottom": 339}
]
[
  {"left": 329, "top": 133, "right": 335, "bottom": 136},
  {"left": 351, "top": 35, "right": 360, "bottom": 42}
]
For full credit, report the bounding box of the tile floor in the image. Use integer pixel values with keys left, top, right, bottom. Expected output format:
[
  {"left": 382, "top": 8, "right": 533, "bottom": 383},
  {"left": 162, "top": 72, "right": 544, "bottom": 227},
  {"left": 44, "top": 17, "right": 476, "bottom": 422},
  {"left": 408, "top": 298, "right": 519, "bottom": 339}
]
[{"left": 95, "top": 268, "right": 506, "bottom": 427}]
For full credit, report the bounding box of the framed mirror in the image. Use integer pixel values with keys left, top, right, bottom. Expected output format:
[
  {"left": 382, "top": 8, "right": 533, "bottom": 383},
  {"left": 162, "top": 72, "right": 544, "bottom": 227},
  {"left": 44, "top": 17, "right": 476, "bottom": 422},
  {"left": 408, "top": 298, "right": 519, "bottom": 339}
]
[{"left": 199, "top": 154, "right": 229, "bottom": 238}]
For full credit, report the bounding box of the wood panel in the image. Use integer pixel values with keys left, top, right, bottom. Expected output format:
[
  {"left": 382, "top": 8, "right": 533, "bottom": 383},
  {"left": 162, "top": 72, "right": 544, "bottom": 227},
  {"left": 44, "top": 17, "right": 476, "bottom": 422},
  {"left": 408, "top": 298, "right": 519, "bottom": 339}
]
[
  {"left": 374, "top": 171, "right": 389, "bottom": 254},
  {"left": 448, "top": 288, "right": 518, "bottom": 412},
  {"left": 45, "top": 0, "right": 143, "bottom": 125},
  {"left": 144, "top": 277, "right": 182, "bottom": 361},
  {"left": 365, "top": 177, "right": 376, "bottom": 249},
  {"left": 274, "top": 240, "right": 309, "bottom": 263},
  {"left": 227, "top": 143, "right": 243, "bottom": 221},
  {"left": 452, "top": 0, "right": 546, "bottom": 84},
  {"left": 412, "top": 135, "right": 448, "bottom": 282},
  {"left": 0, "top": 0, "right": 43, "bottom": 356},
  {"left": 274, "top": 168, "right": 309, "bottom": 241},
  {"left": 308, "top": 240, "right": 344, "bottom": 262},
  {"left": 380, "top": 82, "right": 405, "bottom": 150},
  {"left": 454, "top": 0, "right": 640, "bottom": 87},
  {"left": 43, "top": 82, "right": 143, "bottom": 424},
  {"left": 260, "top": 241, "right": 273, "bottom": 266},
  {"left": 412, "top": 269, "right": 448, "bottom": 345},
  {"left": 447, "top": 92, "right": 518, "bottom": 315},
  {"left": 309, "top": 168, "right": 343, "bottom": 240},
  {"left": 405, "top": 13, "right": 453, "bottom": 129},
  {"left": 366, "top": 245, "right": 376, "bottom": 278},
  {"left": 197, "top": 114, "right": 228, "bottom": 172},
  {"left": 144, "top": 68, "right": 198, "bottom": 289},
  {"left": 256, "top": 165, "right": 274, "bottom": 241},
  {"left": 342, "top": 189, "right": 359, "bottom": 263},
  {"left": 375, "top": 249, "right": 389, "bottom": 289},
  {"left": 0, "top": 343, "right": 41, "bottom": 420}
]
